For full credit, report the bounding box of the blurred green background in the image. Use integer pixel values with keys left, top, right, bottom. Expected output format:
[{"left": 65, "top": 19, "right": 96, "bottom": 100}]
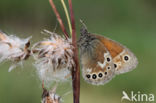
[{"left": 0, "top": 0, "right": 156, "bottom": 103}]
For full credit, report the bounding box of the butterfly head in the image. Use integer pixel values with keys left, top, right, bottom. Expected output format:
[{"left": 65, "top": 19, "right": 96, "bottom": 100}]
[{"left": 78, "top": 22, "right": 97, "bottom": 55}]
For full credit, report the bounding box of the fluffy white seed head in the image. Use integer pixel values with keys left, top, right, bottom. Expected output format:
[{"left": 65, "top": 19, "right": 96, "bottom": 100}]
[
  {"left": 41, "top": 85, "right": 61, "bottom": 103},
  {"left": 0, "top": 31, "right": 31, "bottom": 72},
  {"left": 32, "top": 30, "right": 75, "bottom": 84}
]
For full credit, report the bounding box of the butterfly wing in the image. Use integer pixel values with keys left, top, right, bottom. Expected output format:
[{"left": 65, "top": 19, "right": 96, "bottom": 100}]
[
  {"left": 79, "top": 34, "right": 115, "bottom": 85},
  {"left": 95, "top": 35, "right": 138, "bottom": 75}
]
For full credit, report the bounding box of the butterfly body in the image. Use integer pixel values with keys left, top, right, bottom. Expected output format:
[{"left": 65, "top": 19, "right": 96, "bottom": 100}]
[{"left": 78, "top": 23, "right": 138, "bottom": 85}]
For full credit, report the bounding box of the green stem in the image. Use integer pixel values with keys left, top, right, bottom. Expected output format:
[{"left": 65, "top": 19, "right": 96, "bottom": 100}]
[{"left": 61, "top": 0, "right": 72, "bottom": 37}]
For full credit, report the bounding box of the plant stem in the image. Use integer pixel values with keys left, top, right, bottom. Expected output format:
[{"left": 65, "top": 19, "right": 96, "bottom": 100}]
[
  {"left": 61, "top": 0, "right": 72, "bottom": 37},
  {"left": 68, "top": 0, "right": 80, "bottom": 103},
  {"left": 49, "top": 0, "right": 69, "bottom": 39},
  {"left": 49, "top": 0, "right": 80, "bottom": 103}
]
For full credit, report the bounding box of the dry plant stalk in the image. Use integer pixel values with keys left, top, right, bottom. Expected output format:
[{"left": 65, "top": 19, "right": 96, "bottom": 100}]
[
  {"left": 49, "top": 0, "right": 80, "bottom": 103},
  {"left": 68, "top": 0, "right": 80, "bottom": 103},
  {"left": 49, "top": 0, "right": 69, "bottom": 39}
]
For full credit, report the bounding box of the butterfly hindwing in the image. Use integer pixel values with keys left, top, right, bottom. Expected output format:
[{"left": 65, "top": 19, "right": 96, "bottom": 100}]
[{"left": 79, "top": 31, "right": 115, "bottom": 85}]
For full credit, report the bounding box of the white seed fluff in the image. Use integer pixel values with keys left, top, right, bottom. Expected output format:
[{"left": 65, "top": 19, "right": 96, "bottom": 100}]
[
  {"left": 41, "top": 86, "right": 61, "bottom": 103},
  {"left": 42, "top": 93, "right": 61, "bottom": 103},
  {"left": 0, "top": 31, "right": 31, "bottom": 72},
  {"left": 32, "top": 30, "right": 75, "bottom": 84}
]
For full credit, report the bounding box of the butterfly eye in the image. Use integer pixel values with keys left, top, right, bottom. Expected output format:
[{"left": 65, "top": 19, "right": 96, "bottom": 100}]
[
  {"left": 104, "top": 72, "right": 107, "bottom": 75},
  {"left": 98, "top": 73, "right": 103, "bottom": 78},
  {"left": 86, "top": 74, "right": 91, "bottom": 79},
  {"left": 92, "top": 74, "right": 97, "bottom": 79},
  {"left": 123, "top": 55, "right": 130, "bottom": 62}
]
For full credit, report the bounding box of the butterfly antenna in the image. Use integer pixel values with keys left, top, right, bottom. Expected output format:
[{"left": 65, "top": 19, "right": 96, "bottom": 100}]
[
  {"left": 80, "top": 19, "right": 87, "bottom": 29},
  {"left": 80, "top": 19, "right": 89, "bottom": 36}
]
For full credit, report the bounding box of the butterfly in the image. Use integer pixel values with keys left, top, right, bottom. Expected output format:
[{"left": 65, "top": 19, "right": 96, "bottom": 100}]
[{"left": 78, "top": 21, "right": 138, "bottom": 85}]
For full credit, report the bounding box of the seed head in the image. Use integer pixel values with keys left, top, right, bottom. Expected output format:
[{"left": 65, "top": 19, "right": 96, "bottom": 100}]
[
  {"left": 32, "top": 30, "right": 75, "bottom": 84},
  {"left": 0, "top": 31, "right": 31, "bottom": 72}
]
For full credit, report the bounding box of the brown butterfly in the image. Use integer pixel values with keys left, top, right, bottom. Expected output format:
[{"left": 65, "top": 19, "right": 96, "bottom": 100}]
[{"left": 78, "top": 21, "right": 138, "bottom": 85}]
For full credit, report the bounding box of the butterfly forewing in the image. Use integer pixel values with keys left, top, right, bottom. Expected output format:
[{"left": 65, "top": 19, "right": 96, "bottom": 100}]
[{"left": 95, "top": 35, "right": 138, "bottom": 75}]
